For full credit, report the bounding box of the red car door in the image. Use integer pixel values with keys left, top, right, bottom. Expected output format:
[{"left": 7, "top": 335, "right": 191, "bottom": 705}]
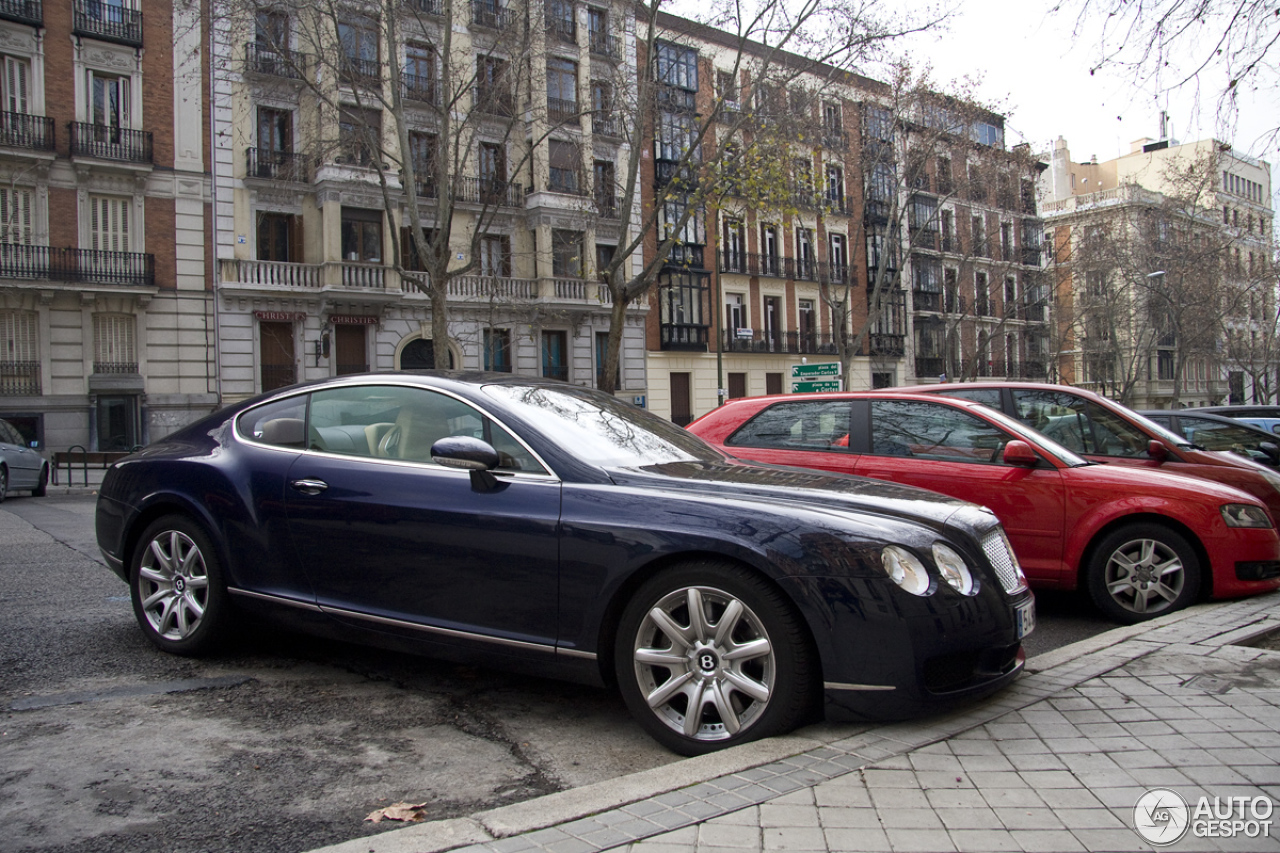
[{"left": 853, "top": 399, "right": 1069, "bottom": 586}]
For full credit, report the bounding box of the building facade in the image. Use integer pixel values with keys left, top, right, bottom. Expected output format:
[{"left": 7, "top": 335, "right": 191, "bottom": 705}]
[
  {"left": 211, "top": 0, "right": 648, "bottom": 406},
  {"left": 640, "top": 14, "right": 1050, "bottom": 425},
  {"left": 0, "top": 0, "right": 215, "bottom": 453},
  {"left": 1042, "top": 136, "right": 1275, "bottom": 408}
]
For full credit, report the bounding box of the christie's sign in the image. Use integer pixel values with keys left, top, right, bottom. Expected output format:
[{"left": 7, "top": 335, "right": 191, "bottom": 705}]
[
  {"left": 253, "top": 311, "right": 306, "bottom": 321},
  {"left": 328, "top": 315, "right": 380, "bottom": 325}
]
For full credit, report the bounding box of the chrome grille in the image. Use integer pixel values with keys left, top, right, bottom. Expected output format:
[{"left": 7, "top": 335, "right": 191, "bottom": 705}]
[{"left": 980, "top": 528, "right": 1023, "bottom": 594}]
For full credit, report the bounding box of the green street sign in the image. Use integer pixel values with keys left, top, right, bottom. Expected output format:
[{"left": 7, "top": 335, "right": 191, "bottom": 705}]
[
  {"left": 790, "top": 362, "right": 841, "bottom": 378},
  {"left": 792, "top": 380, "right": 842, "bottom": 393}
]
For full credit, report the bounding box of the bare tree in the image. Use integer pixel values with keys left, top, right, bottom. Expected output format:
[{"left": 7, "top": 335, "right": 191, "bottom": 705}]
[{"left": 1062, "top": 0, "right": 1280, "bottom": 145}]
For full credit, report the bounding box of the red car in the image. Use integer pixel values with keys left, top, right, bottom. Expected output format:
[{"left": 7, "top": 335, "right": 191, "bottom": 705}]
[
  {"left": 689, "top": 392, "right": 1280, "bottom": 623},
  {"left": 905, "top": 382, "right": 1280, "bottom": 525}
]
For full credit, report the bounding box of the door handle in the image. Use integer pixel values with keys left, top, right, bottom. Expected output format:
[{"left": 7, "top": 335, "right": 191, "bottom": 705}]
[{"left": 290, "top": 478, "right": 328, "bottom": 495}]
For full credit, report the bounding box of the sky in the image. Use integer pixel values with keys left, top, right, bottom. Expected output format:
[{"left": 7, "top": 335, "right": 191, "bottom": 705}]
[{"left": 664, "top": 0, "right": 1279, "bottom": 188}]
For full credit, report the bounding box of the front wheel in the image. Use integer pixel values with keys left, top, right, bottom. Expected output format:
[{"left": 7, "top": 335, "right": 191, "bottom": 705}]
[
  {"left": 31, "top": 464, "right": 47, "bottom": 497},
  {"left": 615, "top": 561, "right": 815, "bottom": 755},
  {"left": 1086, "top": 524, "right": 1201, "bottom": 623},
  {"left": 0, "top": 465, "right": 7, "bottom": 503},
  {"left": 130, "top": 515, "right": 232, "bottom": 655}
]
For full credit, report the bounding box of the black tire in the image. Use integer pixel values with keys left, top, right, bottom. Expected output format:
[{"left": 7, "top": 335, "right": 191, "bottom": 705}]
[
  {"left": 129, "top": 515, "right": 232, "bottom": 655},
  {"left": 31, "top": 464, "right": 47, "bottom": 497},
  {"left": 0, "top": 465, "right": 7, "bottom": 503},
  {"left": 1086, "top": 524, "right": 1201, "bottom": 624},
  {"left": 615, "top": 560, "right": 816, "bottom": 756}
]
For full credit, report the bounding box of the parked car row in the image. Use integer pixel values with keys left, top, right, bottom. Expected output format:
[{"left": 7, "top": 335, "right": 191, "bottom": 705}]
[{"left": 688, "top": 387, "right": 1280, "bottom": 624}]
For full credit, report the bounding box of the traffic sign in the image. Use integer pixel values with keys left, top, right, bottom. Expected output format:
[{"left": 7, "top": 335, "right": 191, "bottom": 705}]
[
  {"left": 790, "top": 362, "right": 841, "bottom": 378},
  {"left": 793, "top": 380, "right": 842, "bottom": 393}
]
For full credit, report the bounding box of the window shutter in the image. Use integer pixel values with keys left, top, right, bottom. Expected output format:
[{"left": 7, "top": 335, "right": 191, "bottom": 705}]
[{"left": 4, "top": 57, "right": 27, "bottom": 114}]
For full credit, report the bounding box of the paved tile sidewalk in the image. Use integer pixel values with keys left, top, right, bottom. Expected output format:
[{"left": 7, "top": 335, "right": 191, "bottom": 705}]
[{"left": 313, "top": 594, "right": 1280, "bottom": 853}]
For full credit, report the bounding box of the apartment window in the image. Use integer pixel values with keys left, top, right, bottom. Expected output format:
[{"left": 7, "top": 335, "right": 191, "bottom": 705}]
[
  {"left": 547, "top": 58, "right": 578, "bottom": 120},
  {"left": 1000, "top": 222, "right": 1012, "bottom": 260},
  {"left": 2, "top": 56, "right": 28, "bottom": 115},
  {"left": 940, "top": 209, "right": 955, "bottom": 251},
  {"left": 761, "top": 224, "right": 779, "bottom": 275},
  {"left": 823, "top": 101, "right": 842, "bottom": 134},
  {"left": 341, "top": 208, "right": 383, "bottom": 263},
  {"left": 828, "top": 233, "right": 848, "bottom": 281},
  {"left": 975, "top": 271, "right": 990, "bottom": 316},
  {"left": 1004, "top": 277, "right": 1017, "bottom": 317},
  {"left": 723, "top": 218, "right": 745, "bottom": 272},
  {"left": 480, "top": 234, "right": 510, "bottom": 277},
  {"left": 655, "top": 111, "right": 697, "bottom": 163},
  {"left": 409, "top": 131, "right": 438, "bottom": 195},
  {"left": 943, "top": 268, "right": 958, "bottom": 311},
  {"left": 593, "top": 160, "right": 615, "bottom": 215},
  {"left": 937, "top": 156, "right": 953, "bottom": 195},
  {"left": 654, "top": 41, "right": 697, "bottom": 91},
  {"left": 257, "top": 212, "right": 299, "bottom": 262},
  {"left": 549, "top": 139, "right": 580, "bottom": 193},
  {"left": 484, "top": 328, "right": 512, "bottom": 372},
  {"left": 717, "top": 70, "right": 738, "bottom": 109},
  {"left": 404, "top": 43, "right": 436, "bottom": 102},
  {"left": 89, "top": 195, "right": 130, "bottom": 252},
  {"left": 0, "top": 310, "right": 37, "bottom": 385},
  {"left": 88, "top": 70, "right": 130, "bottom": 134},
  {"left": 94, "top": 313, "right": 136, "bottom": 371},
  {"left": 255, "top": 10, "right": 288, "bottom": 47},
  {"left": 726, "top": 293, "right": 745, "bottom": 332},
  {"left": 552, "top": 229, "right": 582, "bottom": 277},
  {"left": 476, "top": 56, "right": 511, "bottom": 114},
  {"left": 338, "top": 107, "right": 381, "bottom": 167},
  {"left": 798, "top": 299, "right": 815, "bottom": 345},
  {"left": 257, "top": 107, "right": 292, "bottom": 154},
  {"left": 971, "top": 215, "right": 986, "bottom": 257},
  {"left": 0, "top": 187, "right": 32, "bottom": 245},
  {"left": 795, "top": 227, "right": 814, "bottom": 278},
  {"left": 546, "top": 0, "right": 576, "bottom": 42},
  {"left": 595, "top": 243, "right": 614, "bottom": 281},
  {"left": 542, "top": 330, "right": 568, "bottom": 380},
  {"left": 595, "top": 331, "right": 619, "bottom": 389},
  {"left": 968, "top": 164, "right": 986, "bottom": 202},
  {"left": 479, "top": 141, "right": 506, "bottom": 185},
  {"left": 825, "top": 164, "right": 844, "bottom": 206},
  {"left": 864, "top": 105, "right": 892, "bottom": 141},
  {"left": 338, "top": 15, "right": 379, "bottom": 84},
  {"left": 763, "top": 295, "right": 782, "bottom": 350}
]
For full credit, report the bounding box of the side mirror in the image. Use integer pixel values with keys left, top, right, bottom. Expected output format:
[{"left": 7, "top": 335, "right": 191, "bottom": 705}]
[
  {"left": 431, "top": 435, "right": 503, "bottom": 491},
  {"left": 1147, "top": 440, "right": 1168, "bottom": 464},
  {"left": 1002, "top": 440, "right": 1040, "bottom": 467}
]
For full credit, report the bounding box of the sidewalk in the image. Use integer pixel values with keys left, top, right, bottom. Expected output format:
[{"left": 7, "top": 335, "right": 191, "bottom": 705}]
[{"left": 311, "top": 593, "right": 1280, "bottom": 853}]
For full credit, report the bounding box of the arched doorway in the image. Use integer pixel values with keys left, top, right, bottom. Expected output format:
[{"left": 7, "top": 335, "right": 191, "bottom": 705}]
[{"left": 399, "top": 337, "right": 455, "bottom": 370}]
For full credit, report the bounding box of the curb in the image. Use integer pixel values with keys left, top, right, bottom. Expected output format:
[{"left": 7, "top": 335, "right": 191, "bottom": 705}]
[{"left": 304, "top": 601, "right": 1235, "bottom": 853}]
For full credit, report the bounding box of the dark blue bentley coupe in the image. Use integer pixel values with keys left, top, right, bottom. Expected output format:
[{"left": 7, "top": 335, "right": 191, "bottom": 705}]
[{"left": 96, "top": 373, "right": 1033, "bottom": 754}]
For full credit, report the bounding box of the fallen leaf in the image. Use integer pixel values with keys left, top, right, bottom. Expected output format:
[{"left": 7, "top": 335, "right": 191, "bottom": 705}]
[{"left": 365, "top": 802, "right": 429, "bottom": 824}]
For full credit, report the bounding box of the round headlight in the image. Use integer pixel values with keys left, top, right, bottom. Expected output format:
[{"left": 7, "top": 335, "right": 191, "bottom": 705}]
[
  {"left": 933, "top": 542, "right": 976, "bottom": 595},
  {"left": 881, "top": 545, "right": 933, "bottom": 596}
]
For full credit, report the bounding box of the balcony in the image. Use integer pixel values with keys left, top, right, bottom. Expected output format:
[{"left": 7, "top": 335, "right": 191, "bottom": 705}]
[
  {"left": 723, "top": 329, "right": 837, "bottom": 355},
  {"left": 869, "top": 333, "right": 905, "bottom": 357},
  {"left": 472, "top": 0, "right": 514, "bottom": 29},
  {"left": 595, "top": 195, "right": 618, "bottom": 219},
  {"left": 0, "top": 360, "right": 39, "bottom": 396},
  {"left": 822, "top": 128, "right": 848, "bottom": 150},
  {"left": 339, "top": 57, "right": 382, "bottom": 90},
  {"left": 915, "top": 356, "right": 945, "bottom": 378},
  {"left": 589, "top": 31, "right": 621, "bottom": 61},
  {"left": 473, "top": 86, "right": 515, "bottom": 117},
  {"left": 546, "top": 19, "right": 576, "bottom": 45},
  {"left": 592, "top": 114, "right": 622, "bottom": 138},
  {"left": 0, "top": 111, "right": 53, "bottom": 152},
  {"left": 93, "top": 361, "right": 138, "bottom": 374},
  {"left": 245, "top": 43, "right": 306, "bottom": 80},
  {"left": 446, "top": 275, "right": 537, "bottom": 300},
  {"left": 246, "top": 148, "right": 310, "bottom": 182},
  {"left": 69, "top": 123, "right": 153, "bottom": 165},
  {"left": 548, "top": 167, "right": 587, "bottom": 196},
  {"left": 0, "top": 0, "right": 40, "bottom": 27},
  {"left": 402, "top": 73, "right": 439, "bottom": 106},
  {"left": 406, "top": 0, "right": 443, "bottom": 15},
  {"left": 73, "top": 0, "right": 142, "bottom": 48},
  {"left": 660, "top": 323, "right": 708, "bottom": 351},
  {"left": 547, "top": 96, "right": 580, "bottom": 125},
  {"left": 1021, "top": 246, "right": 1041, "bottom": 267},
  {"left": 460, "top": 176, "right": 524, "bottom": 207},
  {"left": 0, "top": 244, "right": 155, "bottom": 287}
]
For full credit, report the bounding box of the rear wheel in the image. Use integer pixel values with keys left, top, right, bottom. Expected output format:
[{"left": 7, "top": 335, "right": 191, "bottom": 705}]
[
  {"left": 0, "top": 465, "right": 8, "bottom": 503},
  {"left": 615, "top": 561, "right": 815, "bottom": 755},
  {"left": 130, "top": 515, "right": 232, "bottom": 655},
  {"left": 1086, "top": 524, "right": 1200, "bottom": 623}
]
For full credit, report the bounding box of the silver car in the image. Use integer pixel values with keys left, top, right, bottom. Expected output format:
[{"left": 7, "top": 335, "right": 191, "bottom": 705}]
[{"left": 0, "top": 417, "right": 48, "bottom": 501}]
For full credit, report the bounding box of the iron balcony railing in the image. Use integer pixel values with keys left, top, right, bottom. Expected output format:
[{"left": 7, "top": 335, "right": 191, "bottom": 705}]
[
  {"left": 0, "top": 111, "right": 53, "bottom": 151},
  {"left": 589, "top": 31, "right": 621, "bottom": 60},
  {"left": 592, "top": 114, "right": 622, "bottom": 138},
  {"left": 547, "top": 96, "right": 579, "bottom": 124},
  {"left": 245, "top": 43, "right": 306, "bottom": 79},
  {"left": 915, "top": 356, "right": 946, "bottom": 378},
  {"left": 93, "top": 361, "right": 138, "bottom": 374},
  {"left": 472, "top": 0, "right": 514, "bottom": 29},
  {"left": 595, "top": 195, "right": 618, "bottom": 219},
  {"left": 0, "top": 0, "right": 40, "bottom": 27},
  {"left": 546, "top": 18, "right": 576, "bottom": 44},
  {"left": 0, "top": 360, "right": 39, "bottom": 396},
  {"left": 339, "top": 57, "right": 381, "bottom": 90},
  {"left": 69, "top": 122, "right": 153, "bottom": 164},
  {"left": 73, "top": 0, "right": 142, "bottom": 47},
  {"left": 869, "top": 333, "right": 905, "bottom": 357},
  {"left": 723, "top": 330, "right": 837, "bottom": 355},
  {"left": 0, "top": 244, "right": 155, "bottom": 287},
  {"left": 246, "top": 148, "right": 310, "bottom": 182},
  {"left": 660, "top": 323, "right": 709, "bottom": 351},
  {"left": 473, "top": 86, "right": 515, "bottom": 116},
  {"left": 402, "top": 73, "right": 440, "bottom": 106},
  {"left": 460, "top": 176, "right": 524, "bottom": 207},
  {"left": 549, "top": 168, "right": 587, "bottom": 195},
  {"left": 406, "top": 0, "right": 443, "bottom": 15}
]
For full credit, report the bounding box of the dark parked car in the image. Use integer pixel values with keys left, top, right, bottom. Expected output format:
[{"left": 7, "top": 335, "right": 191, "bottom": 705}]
[
  {"left": 689, "top": 393, "right": 1280, "bottom": 623},
  {"left": 0, "top": 416, "right": 48, "bottom": 502},
  {"left": 96, "top": 373, "right": 1034, "bottom": 755},
  {"left": 1195, "top": 405, "right": 1280, "bottom": 436},
  {"left": 1138, "top": 410, "right": 1280, "bottom": 468},
  {"left": 902, "top": 383, "right": 1280, "bottom": 525}
]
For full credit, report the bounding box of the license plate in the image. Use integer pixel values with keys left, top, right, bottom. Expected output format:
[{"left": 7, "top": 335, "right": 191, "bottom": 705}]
[{"left": 1015, "top": 599, "right": 1036, "bottom": 638}]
